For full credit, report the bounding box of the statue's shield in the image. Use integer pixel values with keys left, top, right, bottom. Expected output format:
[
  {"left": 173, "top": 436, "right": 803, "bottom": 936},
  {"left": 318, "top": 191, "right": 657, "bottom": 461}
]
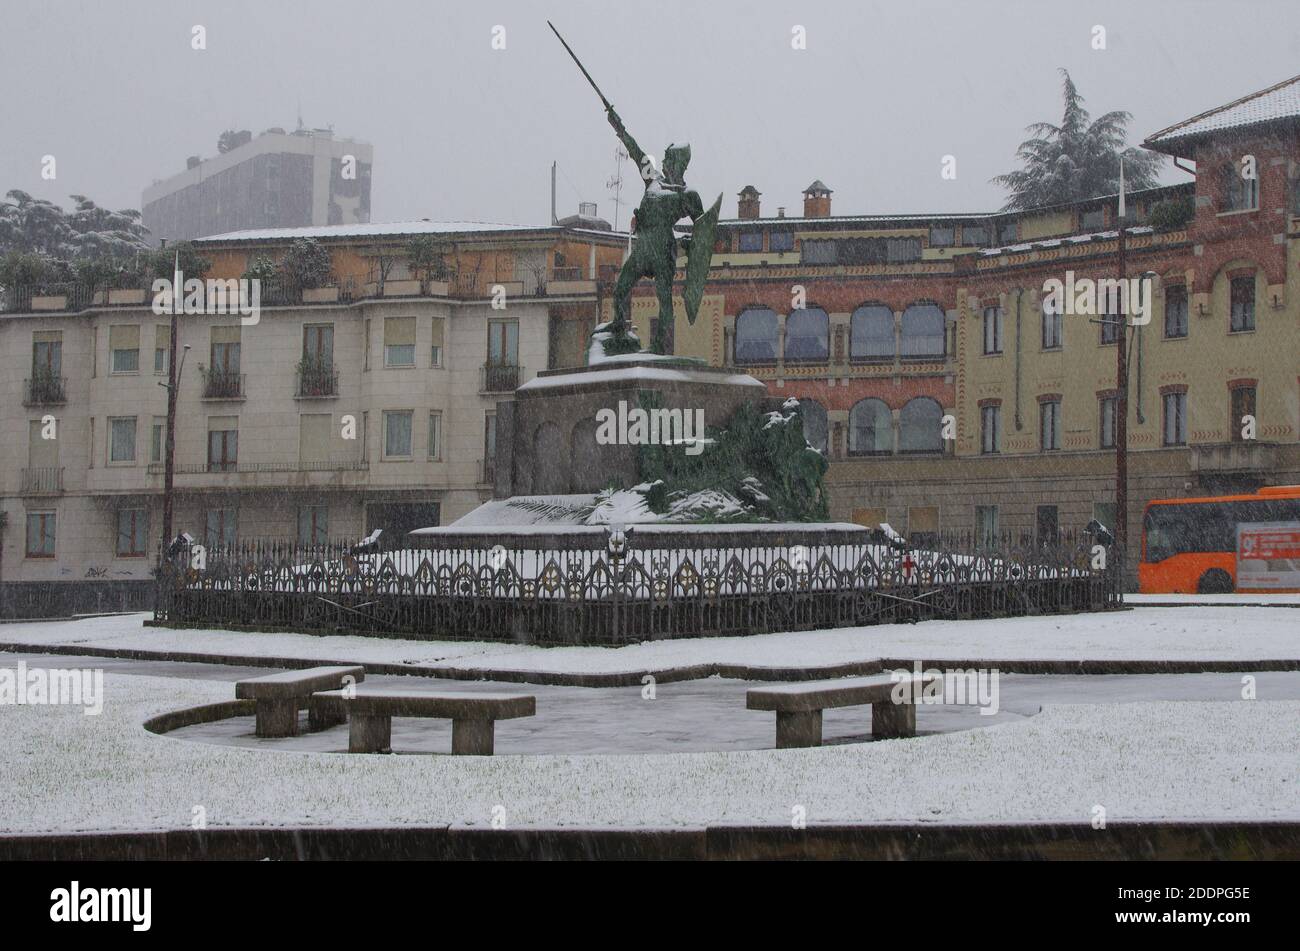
[{"left": 683, "top": 193, "right": 722, "bottom": 325}]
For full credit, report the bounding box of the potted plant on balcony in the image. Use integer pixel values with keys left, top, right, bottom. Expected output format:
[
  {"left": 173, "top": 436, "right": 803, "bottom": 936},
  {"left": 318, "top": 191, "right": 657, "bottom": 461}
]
[
  {"left": 282, "top": 238, "right": 335, "bottom": 303},
  {"left": 405, "top": 235, "right": 448, "bottom": 295},
  {"left": 296, "top": 351, "right": 336, "bottom": 397}
]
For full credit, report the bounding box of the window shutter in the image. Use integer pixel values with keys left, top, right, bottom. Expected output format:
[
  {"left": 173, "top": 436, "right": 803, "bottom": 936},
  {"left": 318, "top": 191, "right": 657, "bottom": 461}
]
[
  {"left": 33, "top": 330, "right": 62, "bottom": 344},
  {"left": 385, "top": 316, "right": 416, "bottom": 346},
  {"left": 211, "top": 325, "right": 241, "bottom": 344},
  {"left": 155, "top": 324, "right": 170, "bottom": 349},
  {"left": 429, "top": 317, "right": 444, "bottom": 349},
  {"left": 299, "top": 413, "right": 332, "bottom": 463},
  {"left": 109, "top": 325, "right": 140, "bottom": 349},
  {"left": 28, "top": 419, "right": 58, "bottom": 467}
]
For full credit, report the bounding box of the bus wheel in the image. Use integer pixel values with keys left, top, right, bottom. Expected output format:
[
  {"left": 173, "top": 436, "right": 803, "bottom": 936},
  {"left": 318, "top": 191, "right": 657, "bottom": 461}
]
[{"left": 1197, "top": 569, "right": 1233, "bottom": 594}]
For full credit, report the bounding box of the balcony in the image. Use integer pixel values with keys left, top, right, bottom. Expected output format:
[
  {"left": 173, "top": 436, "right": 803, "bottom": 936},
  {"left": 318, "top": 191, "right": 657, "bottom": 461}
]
[
  {"left": 481, "top": 363, "right": 522, "bottom": 393},
  {"left": 20, "top": 467, "right": 64, "bottom": 495},
  {"left": 201, "top": 367, "right": 245, "bottom": 400},
  {"left": 1189, "top": 441, "right": 1277, "bottom": 475},
  {"left": 23, "top": 375, "right": 67, "bottom": 406},
  {"left": 296, "top": 361, "right": 339, "bottom": 398}
]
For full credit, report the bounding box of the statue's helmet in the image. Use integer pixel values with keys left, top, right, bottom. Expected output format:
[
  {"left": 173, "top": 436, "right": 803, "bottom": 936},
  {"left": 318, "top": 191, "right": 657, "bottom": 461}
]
[{"left": 662, "top": 143, "right": 691, "bottom": 184}]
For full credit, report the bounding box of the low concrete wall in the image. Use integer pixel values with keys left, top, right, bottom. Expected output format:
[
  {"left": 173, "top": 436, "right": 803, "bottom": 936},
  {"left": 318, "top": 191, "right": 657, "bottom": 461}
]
[
  {"left": 2, "top": 821, "right": 1297, "bottom": 860},
  {"left": 0, "top": 580, "right": 154, "bottom": 619}
]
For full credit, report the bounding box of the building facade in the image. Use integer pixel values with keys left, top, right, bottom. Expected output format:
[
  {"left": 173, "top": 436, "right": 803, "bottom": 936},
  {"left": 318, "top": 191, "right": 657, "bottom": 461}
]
[
  {"left": 615, "top": 75, "right": 1300, "bottom": 583},
  {"left": 0, "top": 219, "right": 626, "bottom": 615},
  {"left": 142, "top": 128, "right": 373, "bottom": 245}
]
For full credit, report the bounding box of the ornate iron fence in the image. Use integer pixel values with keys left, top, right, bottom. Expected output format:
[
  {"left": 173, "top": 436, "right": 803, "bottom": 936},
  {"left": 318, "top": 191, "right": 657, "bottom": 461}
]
[{"left": 154, "top": 525, "right": 1120, "bottom": 645}]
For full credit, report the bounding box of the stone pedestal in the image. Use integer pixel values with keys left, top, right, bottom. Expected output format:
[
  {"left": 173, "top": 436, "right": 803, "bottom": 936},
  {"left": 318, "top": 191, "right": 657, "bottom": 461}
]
[
  {"left": 775, "top": 710, "right": 823, "bottom": 749},
  {"left": 494, "top": 359, "right": 767, "bottom": 497},
  {"left": 349, "top": 713, "right": 392, "bottom": 753},
  {"left": 255, "top": 699, "right": 298, "bottom": 738}
]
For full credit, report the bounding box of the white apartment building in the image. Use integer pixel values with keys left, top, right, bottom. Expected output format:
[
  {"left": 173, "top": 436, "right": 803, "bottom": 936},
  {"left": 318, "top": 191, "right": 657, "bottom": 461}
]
[{"left": 0, "top": 220, "right": 626, "bottom": 616}]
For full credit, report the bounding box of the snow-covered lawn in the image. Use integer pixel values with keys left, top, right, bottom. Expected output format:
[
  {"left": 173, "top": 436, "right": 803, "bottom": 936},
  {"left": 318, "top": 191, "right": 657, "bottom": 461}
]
[
  {"left": 1, "top": 606, "right": 1297, "bottom": 677},
  {"left": 0, "top": 672, "right": 1295, "bottom": 832}
]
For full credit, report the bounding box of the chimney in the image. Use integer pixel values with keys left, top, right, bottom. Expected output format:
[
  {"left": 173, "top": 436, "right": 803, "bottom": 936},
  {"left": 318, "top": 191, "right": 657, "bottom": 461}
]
[
  {"left": 737, "top": 185, "right": 761, "bottom": 220},
  {"left": 803, "top": 180, "right": 832, "bottom": 218}
]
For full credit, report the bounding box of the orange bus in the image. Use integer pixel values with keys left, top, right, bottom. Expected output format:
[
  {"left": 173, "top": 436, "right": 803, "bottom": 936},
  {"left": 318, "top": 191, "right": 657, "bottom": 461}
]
[{"left": 1139, "top": 485, "right": 1300, "bottom": 593}]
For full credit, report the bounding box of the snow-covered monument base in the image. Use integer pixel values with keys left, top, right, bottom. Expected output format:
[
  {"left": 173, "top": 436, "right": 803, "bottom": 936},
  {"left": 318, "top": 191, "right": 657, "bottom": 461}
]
[{"left": 155, "top": 356, "right": 1118, "bottom": 644}]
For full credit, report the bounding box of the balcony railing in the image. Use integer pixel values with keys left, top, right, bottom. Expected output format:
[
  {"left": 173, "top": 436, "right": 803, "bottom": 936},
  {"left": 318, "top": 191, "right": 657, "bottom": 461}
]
[
  {"left": 23, "top": 375, "right": 67, "bottom": 406},
  {"left": 296, "top": 362, "right": 339, "bottom": 398},
  {"left": 552, "top": 266, "right": 583, "bottom": 281},
  {"left": 146, "top": 461, "right": 369, "bottom": 475},
  {"left": 481, "top": 363, "right": 522, "bottom": 393},
  {"left": 201, "top": 367, "right": 245, "bottom": 399},
  {"left": 481, "top": 458, "right": 496, "bottom": 485},
  {"left": 20, "top": 467, "right": 64, "bottom": 495}
]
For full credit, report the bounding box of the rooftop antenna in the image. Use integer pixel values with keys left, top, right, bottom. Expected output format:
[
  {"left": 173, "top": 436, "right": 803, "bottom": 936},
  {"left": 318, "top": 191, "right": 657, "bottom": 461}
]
[{"left": 606, "top": 146, "right": 627, "bottom": 233}]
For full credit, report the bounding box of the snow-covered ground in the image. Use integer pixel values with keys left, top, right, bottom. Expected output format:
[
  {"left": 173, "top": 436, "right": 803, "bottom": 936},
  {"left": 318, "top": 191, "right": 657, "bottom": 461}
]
[
  {"left": 1, "top": 606, "right": 1296, "bottom": 677},
  {"left": 0, "top": 671, "right": 1294, "bottom": 832}
]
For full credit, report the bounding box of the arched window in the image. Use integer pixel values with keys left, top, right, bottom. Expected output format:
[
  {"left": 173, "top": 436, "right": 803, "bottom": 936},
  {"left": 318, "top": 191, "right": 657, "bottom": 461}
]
[
  {"left": 898, "top": 397, "right": 944, "bottom": 453},
  {"left": 848, "top": 398, "right": 892, "bottom": 455},
  {"left": 901, "top": 303, "right": 946, "bottom": 359},
  {"left": 734, "top": 307, "right": 779, "bottom": 363},
  {"left": 850, "top": 304, "right": 894, "bottom": 361},
  {"left": 797, "top": 399, "right": 828, "bottom": 453},
  {"left": 784, "top": 307, "right": 829, "bottom": 362}
]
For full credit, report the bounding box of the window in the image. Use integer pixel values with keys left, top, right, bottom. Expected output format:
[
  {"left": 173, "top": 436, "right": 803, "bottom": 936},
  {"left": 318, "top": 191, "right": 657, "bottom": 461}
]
[
  {"left": 734, "top": 307, "right": 779, "bottom": 363},
  {"left": 205, "top": 508, "right": 237, "bottom": 548},
  {"left": 384, "top": 410, "right": 413, "bottom": 458},
  {"left": 1100, "top": 299, "right": 1120, "bottom": 344},
  {"left": 1221, "top": 162, "right": 1258, "bottom": 212},
  {"left": 384, "top": 316, "right": 417, "bottom": 366},
  {"left": 982, "top": 306, "right": 1002, "bottom": 354},
  {"left": 303, "top": 323, "right": 334, "bottom": 364},
  {"left": 1093, "top": 502, "right": 1117, "bottom": 535},
  {"left": 784, "top": 308, "right": 829, "bottom": 362},
  {"left": 1162, "top": 391, "right": 1187, "bottom": 446},
  {"left": 961, "top": 225, "right": 988, "bottom": 247},
  {"left": 150, "top": 418, "right": 166, "bottom": 464},
  {"left": 1099, "top": 396, "right": 1117, "bottom": 449},
  {"left": 1230, "top": 276, "right": 1255, "bottom": 332},
  {"left": 429, "top": 317, "right": 444, "bottom": 367},
  {"left": 298, "top": 413, "right": 333, "bottom": 465},
  {"left": 899, "top": 397, "right": 944, "bottom": 453},
  {"left": 900, "top": 303, "right": 946, "bottom": 359},
  {"left": 1080, "top": 208, "right": 1104, "bottom": 230},
  {"left": 849, "top": 398, "right": 892, "bottom": 455},
  {"left": 25, "top": 511, "right": 56, "bottom": 557},
  {"left": 1041, "top": 299, "right": 1063, "bottom": 350},
  {"left": 738, "top": 231, "right": 763, "bottom": 252},
  {"left": 297, "top": 505, "right": 328, "bottom": 546},
  {"left": 1230, "top": 386, "right": 1256, "bottom": 442},
  {"left": 980, "top": 404, "right": 1000, "bottom": 454},
  {"left": 801, "top": 239, "right": 837, "bottom": 264},
  {"left": 1036, "top": 505, "right": 1059, "bottom": 548},
  {"left": 997, "top": 221, "right": 1017, "bottom": 244},
  {"left": 1164, "top": 285, "right": 1188, "bottom": 338},
  {"left": 109, "top": 325, "right": 139, "bottom": 373},
  {"left": 886, "top": 237, "right": 922, "bottom": 263},
  {"left": 109, "top": 416, "right": 137, "bottom": 463},
  {"left": 850, "top": 304, "right": 894, "bottom": 361},
  {"left": 207, "top": 417, "right": 238, "bottom": 471},
  {"left": 769, "top": 231, "right": 794, "bottom": 252},
  {"left": 209, "top": 326, "right": 241, "bottom": 396},
  {"left": 154, "top": 324, "right": 169, "bottom": 374},
  {"left": 428, "top": 411, "right": 442, "bottom": 460},
  {"left": 33, "top": 333, "right": 62, "bottom": 377},
  {"left": 798, "top": 399, "right": 828, "bottom": 454},
  {"left": 116, "top": 509, "right": 148, "bottom": 556},
  {"left": 487, "top": 320, "right": 519, "bottom": 365},
  {"left": 929, "top": 226, "right": 954, "bottom": 248},
  {"left": 1040, "top": 399, "right": 1061, "bottom": 451},
  {"left": 908, "top": 506, "right": 940, "bottom": 547},
  {"left": 976, "top": 505, "right": 998, "bottom": 550}
]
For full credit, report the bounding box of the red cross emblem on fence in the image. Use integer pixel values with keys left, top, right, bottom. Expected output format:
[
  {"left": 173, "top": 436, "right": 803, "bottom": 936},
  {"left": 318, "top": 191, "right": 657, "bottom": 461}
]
[{"left": 901, "top": 552, "right": 916, "bottom": 583}]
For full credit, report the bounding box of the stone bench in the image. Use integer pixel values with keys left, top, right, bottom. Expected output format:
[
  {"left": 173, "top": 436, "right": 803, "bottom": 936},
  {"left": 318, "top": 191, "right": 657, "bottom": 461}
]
[
  {"left": 746, "top": 672, "right": 939, "bottom": 748},
  {"left": 234, "top": 666, "right": 366, "bottom": 738},
  {"left": 311, "top": 687, "right": 536, "bottom": 755}
]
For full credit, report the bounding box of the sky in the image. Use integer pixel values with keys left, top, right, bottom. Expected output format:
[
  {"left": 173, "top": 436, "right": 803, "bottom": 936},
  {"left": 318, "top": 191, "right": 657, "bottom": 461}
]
[{"left": 2, "top": 0, "right": 1298, "bottom": 229}]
